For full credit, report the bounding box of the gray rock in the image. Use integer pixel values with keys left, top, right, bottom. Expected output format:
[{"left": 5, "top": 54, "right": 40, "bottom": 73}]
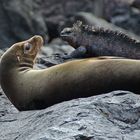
[
  {"left": 103, "top": 0, "right": 140, "bottom": 36},
  {"left": 0, "top": 88, "right": 18, "bottom": 117},
  {"left": 0, "top": 0, "right": 47, "bottom": 49},
  {"left": 1, "top": 91, "right": 140, "bottom": 140},
  {"left": 131, "top": 0, "right": 140, "bottom": 9}
]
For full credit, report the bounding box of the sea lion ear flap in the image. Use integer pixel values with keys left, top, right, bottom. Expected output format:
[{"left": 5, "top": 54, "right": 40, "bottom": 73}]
[{"left": 73, "top": 20, "right": 83, "bottom": 31}]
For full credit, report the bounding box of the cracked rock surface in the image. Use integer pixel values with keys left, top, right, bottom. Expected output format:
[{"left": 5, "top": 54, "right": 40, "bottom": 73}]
[
  {"left": 0, "top": 39, "right": 140, "bottom": 140},
  {"left": 1, "top": 91, "right": 140, "bottom": 140}
]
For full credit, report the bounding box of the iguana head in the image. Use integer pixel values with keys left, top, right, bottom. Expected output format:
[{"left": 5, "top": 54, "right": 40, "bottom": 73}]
[
  {"left": 60, "top": 21, "right": 98, "bottom": 48},
  {"left": 60, "top": 21, "right": 85, "bottom": 48},
  {"left": 61, "top": 20, "right": 140, "bottom": 52}
]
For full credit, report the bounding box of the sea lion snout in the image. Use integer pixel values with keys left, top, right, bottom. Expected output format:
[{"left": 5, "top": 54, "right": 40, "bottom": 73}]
[{"left": 29, "top": 35, "right": 44, "bottom": 49}]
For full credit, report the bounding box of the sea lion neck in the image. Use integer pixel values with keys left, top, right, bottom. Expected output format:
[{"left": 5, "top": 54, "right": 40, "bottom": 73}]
[{"left": 17, "top": 55, "right": 34, "bottom": 71}]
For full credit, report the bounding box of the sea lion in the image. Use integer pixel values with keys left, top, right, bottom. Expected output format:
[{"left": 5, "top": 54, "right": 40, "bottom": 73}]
[{"left": 0, "top": 35, "right": 140, "bottom": 111}]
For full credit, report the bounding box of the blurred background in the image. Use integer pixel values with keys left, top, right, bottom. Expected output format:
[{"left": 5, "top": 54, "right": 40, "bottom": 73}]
[{"left": 0, "top": 0, "right": 140, "bottom": 49}]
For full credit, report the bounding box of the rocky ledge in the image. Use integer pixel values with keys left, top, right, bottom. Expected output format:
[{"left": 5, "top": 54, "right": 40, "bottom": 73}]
[
  {"left": 0, "top": 90, "right": 140, "bottom": 140},
  {"left": 0, "top": 38, "right": 140, "bottom": 140}
]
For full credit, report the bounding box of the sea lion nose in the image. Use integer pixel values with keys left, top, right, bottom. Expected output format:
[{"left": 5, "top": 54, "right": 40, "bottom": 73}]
[
  {"left": 34, "top": 35, "right": 43, "bottom": 42},
  {"left": 32, "top": 35, "right": 44, "bottom": 47}
]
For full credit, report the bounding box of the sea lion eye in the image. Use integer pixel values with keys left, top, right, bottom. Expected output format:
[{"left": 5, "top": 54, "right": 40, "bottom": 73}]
[{"left": 24, "top": 43, "right": 32, "bottom": 53}]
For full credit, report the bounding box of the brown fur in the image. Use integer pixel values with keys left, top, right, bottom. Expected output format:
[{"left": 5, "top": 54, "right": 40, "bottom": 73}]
[{"left": 1, "top": 35, "right": 140, "bottom": 111}]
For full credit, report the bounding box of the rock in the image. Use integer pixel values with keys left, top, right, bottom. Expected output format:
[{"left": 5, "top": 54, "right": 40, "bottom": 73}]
[
  {"left": 131, "top": 0, "right": 140, "bottom": 9},
  {"left": 0, "top": 88, "right": 18, "bottom": 117},
  {"left": 103, "top": 0, "right": 140, "bottom": 36},
  {"left": 1, "top": 91, "right": 140, "bottom": 139},
  {"left": 0, "top": 0, "right": 47, "bottom": 49}
]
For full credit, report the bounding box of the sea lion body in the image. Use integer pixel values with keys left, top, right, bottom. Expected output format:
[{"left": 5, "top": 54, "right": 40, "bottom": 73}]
[{"left": 0, "top": 36, "right": 140, "bottom": 110}]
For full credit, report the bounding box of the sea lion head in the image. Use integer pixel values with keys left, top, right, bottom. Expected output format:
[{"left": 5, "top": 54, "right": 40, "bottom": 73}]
[{"left": 1, "top": 35, "right": 43, "bottom": 68}]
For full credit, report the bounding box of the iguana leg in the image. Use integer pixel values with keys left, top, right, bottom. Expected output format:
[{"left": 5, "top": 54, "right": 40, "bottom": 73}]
[{"left": 62, "top": 46, "right": 87, "bottom": 59}]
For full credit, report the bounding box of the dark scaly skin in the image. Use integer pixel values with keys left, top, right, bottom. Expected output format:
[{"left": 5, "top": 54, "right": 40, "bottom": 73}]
[
  {"left": 60, "top": 21, "right": 140, "bottom": 59},
  {"left": 1, "top": 35, "right": 140, "bottom": 111}
]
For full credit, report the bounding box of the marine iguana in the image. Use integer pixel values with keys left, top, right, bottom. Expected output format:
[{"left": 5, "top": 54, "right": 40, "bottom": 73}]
[{"left": 60, "top": 21, "right": 140, "bottom": 59}]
